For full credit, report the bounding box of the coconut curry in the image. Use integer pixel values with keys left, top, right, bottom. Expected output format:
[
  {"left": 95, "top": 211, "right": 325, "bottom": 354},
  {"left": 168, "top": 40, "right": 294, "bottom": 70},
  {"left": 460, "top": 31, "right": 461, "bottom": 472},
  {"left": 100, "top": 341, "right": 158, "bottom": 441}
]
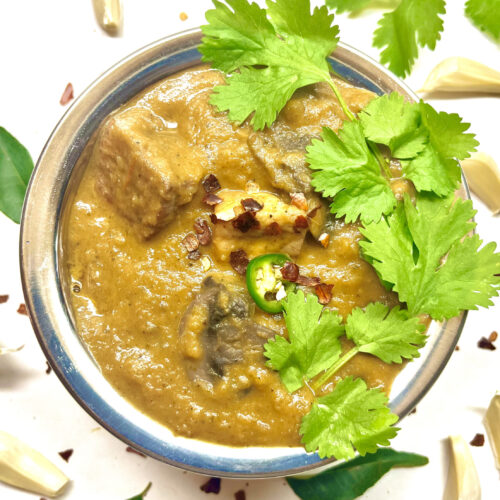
[{"left": 63, "top": 66, "right": 408, "bottom": 447}]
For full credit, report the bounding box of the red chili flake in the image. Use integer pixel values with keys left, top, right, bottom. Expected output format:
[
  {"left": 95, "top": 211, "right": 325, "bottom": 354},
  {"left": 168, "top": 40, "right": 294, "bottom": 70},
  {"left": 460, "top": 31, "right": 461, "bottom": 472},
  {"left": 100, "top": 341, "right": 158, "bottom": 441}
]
[
  {"left": 478, "top": 337, "right": 496, "bottom": 350},
  {"left": 45, "top": 362, "right": 52, "bottom": 375},
  {"left": 234, "top": 491, "right": 246, "bottom": 500},
  {"left": 315, "top": 283, "right": 334, "bottom": 305},
  {"left": 290, "top": 192, "right": 308, "bottom": 211},
  {"left": 210, "top": 214, "right": 219, "bottom": 224},
  {"left": 308, "top": 206, "right": 320, "bottom": 219},
  {"left": 202, "top": 174, "right": 221, "bottom": 193},
  {"left": 409, "top": 407, "right": 417, "bottom": 415},
  {"left": 200, "top": 477, "right": 221, "bottom": 494},
  {"left": 232, "top": 212, "right": 260, "bottom": 233},
  {"left": 0, "top": 295, "right": 8, "bottom": 304},
  {"left": 17, "top": 303, "right": 28, "bottom": 315},
  {"left": 58, "top": 449, "right": 73, "bottom": 462},
  {"left": 470, "top": 433, "right": 485, "bottom": 447},
  {"left": 203, "top": 193, "right": 223, "bottom": 206},
  {"left": 126, "top": 446, "right": 146, "bottom": 458},
  {"left": 294, "top": 215, "right": 309, "bottom": 232},
  {"left": 60, "top": 83, "right": 74, "bottom": 106},
  {"left": 194, "top": 218, "right": 212, "bottom": 246},
  {"left": 489, "top": 331, "right": 498, "bottom": 342},
  {"left": 188, "top": 249, "right": 201, "bottom": 261},
  {"left": 241, "top": 198, "right": 263, "bottom": 212},
  {"left": 454, "top": 345, "right": 460, "bottom": 351},
  {"left": 296, "top": 275, "right": 321, "bottom": 287},
  {"left": 230, "top": 250, "right": 249, "bottom": 275},
  {"left": 264, "top": 222, "right": 282, "bottom": 236},
  {"left": 280, "top": 262, "right": 299, "bottom": 282},
  {"left": 318, "top": 233, "right": 330, "bottom": 248},
  {"left": 182, "top": 233, "right": 199, "bottom": 252}
]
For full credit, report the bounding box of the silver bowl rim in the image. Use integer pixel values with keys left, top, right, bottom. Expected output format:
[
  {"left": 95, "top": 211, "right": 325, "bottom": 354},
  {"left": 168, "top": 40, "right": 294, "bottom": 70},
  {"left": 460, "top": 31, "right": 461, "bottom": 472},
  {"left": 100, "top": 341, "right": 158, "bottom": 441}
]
[{"left": 19, "top": 28, "right": 467, "bottom": 478}]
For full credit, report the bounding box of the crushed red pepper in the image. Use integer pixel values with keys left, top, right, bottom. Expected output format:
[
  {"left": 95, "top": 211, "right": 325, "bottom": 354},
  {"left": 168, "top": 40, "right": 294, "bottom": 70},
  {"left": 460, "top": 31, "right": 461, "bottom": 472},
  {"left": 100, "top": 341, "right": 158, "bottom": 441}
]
[
  {"left": 280, "top": 262, "right": 299, "bottom": 282},
  {"left": 232, "top": 212, "right": 260, "bottom": 233},
  {"left": 296, "top": 275, "right": 321, "bottom": 287},
  {"left": 234, "top": 490, "right": 246, "bottom": 500},
  {"left": 58, "top": 449, "right": 73, "bottom": 462},
  {"left": 0, "top": 295, "right": 9, "bottom": 304},
  {"left": 264, "top": 221, "right": 282, "bottom": 236},
  {"left": 315, "top": 283, "right": 334, "bottom": 305},
  {"left": 60, "top": 83, "right": 74, "bottom": 106},
  {"left": 489, "top": 331, "right": 498, "bottom": 342},
  {"left": 203, "top": 193, "right": 223, "bottom": 206},
  {"left": 200, "top": 477, "right": 221, "bottom": 494},
  {"left": 290, "top": 192, "right": 308, "bottom": 211},
  {"left": 187, "top": 249, "right": 201, "bottom": 261},
  {"left": 202, "top": 174, "right": 221, "bottom": 193},
  {"left": 294, "top": 215, "right": 308, "bottom": 232},
  {"left": 478, "top": 337, "right": 496, "bottom": 350},
  {"left": 17, "top": 303, "right": 28, "bottom": 315},
  {"left": 470, "top": 433, "right": 485, "bottom": 447},
  {"left": 194, "top": 218, "right": 212, "bottom": 246},
  {"left": 182, "top": 233, "right": 199, "bottom": 252},
  {"left": 230, "top": 250, "right": 249, "bottom": 275},
  {"left": 241, "top": 198, "right": 263, "bottom": 212}
]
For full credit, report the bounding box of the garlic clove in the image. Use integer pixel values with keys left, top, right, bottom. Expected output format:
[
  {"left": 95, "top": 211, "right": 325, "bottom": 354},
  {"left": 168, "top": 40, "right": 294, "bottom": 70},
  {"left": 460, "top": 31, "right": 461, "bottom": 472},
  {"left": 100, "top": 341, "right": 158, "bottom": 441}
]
[
  {"left": 0, "top": 431, "right": 70, "bottom": 497},
  {"left": 92, "top": 0, "right": 122, "bottom": 36},
  {"left": 461, "top": 152, "right": 500, "bottom": 215},
  {"left": 420, "top": 57, "right": 500, "bottom": 94},
  {"left": 443, "top": 435, "right": 481, "bottom": 500},
  {"left": 0, "top": 345, "right": 23, "bottom": 355},
  {"left": 484, "top": 392, "right": 500, "bottom": 470}
]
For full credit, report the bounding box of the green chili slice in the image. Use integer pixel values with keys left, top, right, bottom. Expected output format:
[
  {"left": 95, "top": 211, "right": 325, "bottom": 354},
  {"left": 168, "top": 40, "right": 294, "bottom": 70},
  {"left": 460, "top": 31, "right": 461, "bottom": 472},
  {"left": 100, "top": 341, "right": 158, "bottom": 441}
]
[{"left": 246, "top": 253, "right": 293, "bottom": 313}]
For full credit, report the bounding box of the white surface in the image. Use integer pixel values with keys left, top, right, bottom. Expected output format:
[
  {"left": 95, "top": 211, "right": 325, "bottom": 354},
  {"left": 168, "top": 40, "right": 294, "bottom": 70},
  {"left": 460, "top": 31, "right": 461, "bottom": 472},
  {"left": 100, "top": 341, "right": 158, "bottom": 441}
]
[{"left": 0, "top": 1, "right": 499, "bottom": 499}]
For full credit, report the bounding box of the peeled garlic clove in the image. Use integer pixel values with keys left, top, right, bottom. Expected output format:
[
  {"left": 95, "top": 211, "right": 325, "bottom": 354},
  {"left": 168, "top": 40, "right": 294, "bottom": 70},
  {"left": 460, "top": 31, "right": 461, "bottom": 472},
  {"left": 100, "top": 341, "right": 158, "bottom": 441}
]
[
  {"left": 484, "top": 392, "right": 500, "bottom": 469},
  {"left": 420, "top": 57, "right": 500, "bottom": 94},
  {"left": 443, "top": 435, "right": 481, "bottom": 500},
  {"left": 92, "top": 0, "right": 122, "bottom": 36},
  {"left": 461, "top": 152, "right": 500, "bottom": 215},
  {"left": 0, "top": 431, "right": 69, "bottom": 497},
  {"left": 0, "top": 345, "right": 23, "bottom": 355}
]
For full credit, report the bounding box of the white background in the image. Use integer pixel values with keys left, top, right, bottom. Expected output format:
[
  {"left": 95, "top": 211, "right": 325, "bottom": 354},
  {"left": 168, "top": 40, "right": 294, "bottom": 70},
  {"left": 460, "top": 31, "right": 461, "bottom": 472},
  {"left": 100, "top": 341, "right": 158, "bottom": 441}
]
[{"left": 0, "top": 1, "right": 499, "bottom": 499}]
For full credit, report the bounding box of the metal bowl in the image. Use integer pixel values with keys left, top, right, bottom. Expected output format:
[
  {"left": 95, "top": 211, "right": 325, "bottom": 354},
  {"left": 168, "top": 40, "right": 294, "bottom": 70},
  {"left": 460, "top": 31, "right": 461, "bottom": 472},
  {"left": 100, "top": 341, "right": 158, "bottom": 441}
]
[{"left": 19, "top": 29, "right": 467, "bottom": 478}]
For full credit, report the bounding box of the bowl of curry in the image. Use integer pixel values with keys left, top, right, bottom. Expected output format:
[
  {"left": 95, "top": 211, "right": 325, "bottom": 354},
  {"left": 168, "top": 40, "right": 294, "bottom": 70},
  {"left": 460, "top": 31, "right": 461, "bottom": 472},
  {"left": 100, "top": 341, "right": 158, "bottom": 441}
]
[{"left": 19, "top": 29, "right": 467, "bottom": 477}]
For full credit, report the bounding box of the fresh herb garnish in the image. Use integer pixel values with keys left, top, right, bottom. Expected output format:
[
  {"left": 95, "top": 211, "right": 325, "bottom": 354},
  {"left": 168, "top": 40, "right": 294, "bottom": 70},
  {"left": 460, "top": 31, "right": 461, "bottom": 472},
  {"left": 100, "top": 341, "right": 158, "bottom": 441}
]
[
  {"left": 465, "top": 0, "right": 500, "bottom": 41},
  {"left": 360, "top": 194, "right": 500, "bottom": 320},
  {"left": 264, "top": 290, "right": 344, "bottom": 392},
  {"left": 286, "top": 448, "right": 429, "bottom": 500},
  {"left": 301, "top": 376, "right": 399, "bottom": 459},
  {"left": 359, "top": 94, "right": 479, "bottom": 196},
  {"left": 200, "top": 0, "right": 354, "bottom": 130},
  {"left": 126, "top": 482, "right": 152, "bottom": 500},
  {"left": 0, "top": 127, "right": 34, "bottom": 224}
]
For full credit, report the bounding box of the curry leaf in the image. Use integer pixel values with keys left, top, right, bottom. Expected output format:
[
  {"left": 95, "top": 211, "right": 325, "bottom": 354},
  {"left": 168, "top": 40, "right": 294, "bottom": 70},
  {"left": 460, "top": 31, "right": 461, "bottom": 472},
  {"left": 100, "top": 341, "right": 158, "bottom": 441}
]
[
  {"left": 287, "top": 448, "right": 429, "bottom": 500},
  {"left": 300, "top": 376, "right": 399, "bottom": 460},
  {"left": 264, "top": 290, "right": 344, "bottom": 393},
  {"left": 0, "top": 127, "right": 34, "bottom": 224},
  {"left": 465, "top": 0, "right": 500, "bottom": 40}
]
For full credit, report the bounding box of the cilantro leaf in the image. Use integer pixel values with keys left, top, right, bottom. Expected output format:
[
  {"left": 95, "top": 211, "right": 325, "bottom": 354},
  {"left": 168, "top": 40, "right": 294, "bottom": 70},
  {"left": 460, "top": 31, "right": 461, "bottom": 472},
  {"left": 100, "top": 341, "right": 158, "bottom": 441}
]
[
  {"left": 465, "top": 0, "right": 500, "bottom": 40},
  {"left": 300, "top": 376, "right": 399, "bottom": 460},
  {"left": 360, "top": 96, "right": 478, "bottom": 196},
  {"left": 307, "top": 122, "right": 396, "bottom": 224},
  {"left": 326, "top": 0, "right": 371, "bottom": 14},
  {"left": 287, "top": 448, "right": 428, "bottom": 500},
  {"left": 360, "top": 194, "right": 500, "bottom": 320},
  {"left": 264, "top": 290, "right": 344, "bottom": 393},
  {"left": 373, "top": 0, "right": 446, "bottom": 78},
  {"left": 346, "top": 303, "right": 426, "bottom": 364},
  {"left": 200, "top": 0, "right": 340, "bottom": 129}
]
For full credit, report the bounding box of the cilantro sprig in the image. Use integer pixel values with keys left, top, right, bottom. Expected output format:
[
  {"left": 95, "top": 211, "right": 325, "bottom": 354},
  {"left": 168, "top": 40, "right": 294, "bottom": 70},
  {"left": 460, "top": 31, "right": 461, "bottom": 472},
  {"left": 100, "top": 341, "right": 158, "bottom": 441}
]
[
  {"left": 200, "top": 0, "right": 354, "bottom": 129},
  {"left": 264, "top": 292, "right": 427, "bottom": 460},
  {"left": 360, "top": 194, "right": 500, "bottom": 320}
]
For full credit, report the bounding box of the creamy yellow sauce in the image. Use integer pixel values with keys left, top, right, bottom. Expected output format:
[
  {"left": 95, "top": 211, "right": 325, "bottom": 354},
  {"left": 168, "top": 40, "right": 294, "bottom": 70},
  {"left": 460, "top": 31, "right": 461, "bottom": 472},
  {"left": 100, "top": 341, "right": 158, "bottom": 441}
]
[{"left": 63, "top": 66, "right": 404, "bottom": 447}]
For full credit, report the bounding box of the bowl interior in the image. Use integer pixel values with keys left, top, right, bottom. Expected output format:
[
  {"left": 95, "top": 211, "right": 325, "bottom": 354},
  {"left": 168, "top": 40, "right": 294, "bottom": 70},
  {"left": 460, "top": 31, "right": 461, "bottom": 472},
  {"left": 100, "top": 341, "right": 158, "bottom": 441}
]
[{"left": 20, "top": 29, "right": 466, "bottom": 477}]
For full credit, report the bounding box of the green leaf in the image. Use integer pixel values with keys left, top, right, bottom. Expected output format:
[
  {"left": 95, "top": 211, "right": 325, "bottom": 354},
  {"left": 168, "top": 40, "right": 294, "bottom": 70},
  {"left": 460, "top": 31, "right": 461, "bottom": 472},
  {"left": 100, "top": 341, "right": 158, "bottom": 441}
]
[
  {"left": 326, "top": 0, "right": 372, "bottom": 14},
  {"left": 0, "top": 127, "right": 34, "bottom": 224},
  {"left": 360, "top": 194, "right": 500, "bottom": 320},
  {"left": 373, "top": 0, "right": 446, "bottom": 77},
  {"left": 403, "top": 103, "right": 478, "bottom": 195},
  {"left": 347, "top": 303, "right": 427, "bottom": 363},
  {"left": 287, "top": 448, "right": 428, "bottom": 500},
  {"left": 307, "top": 122, "right": 396, "bottom": 224},
  {"left": 465, "top": 0, "right": 500, "bottom": 40},
  {"left": 359, "top": 93, "right": 428, "bottom": 159},
  {"left": 126, "top": 482, "right": 152, "bottom": 500},
  {"left": 264, "top": 290, "right": 344, "bottom": 393},
  {"left": 300, "top": 376, "right": 399, "bottom": 460},
  {"left": 200, "top": 0, "right": 339, "bottom": 129}
]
